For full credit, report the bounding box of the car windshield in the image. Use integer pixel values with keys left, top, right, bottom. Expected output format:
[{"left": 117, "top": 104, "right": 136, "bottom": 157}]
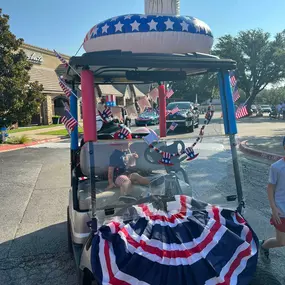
[
  {"left": 166, "top": 102, "right": 192, "bottom": 110},
  {"left": 140, "top": 111, "right": 156, "bottom": 117},
  {"left": 79, "top": 134, "right": 242, "bottom": 225},
  {"left": 261, "top": 105, "right": 270, "bottom": 108}
]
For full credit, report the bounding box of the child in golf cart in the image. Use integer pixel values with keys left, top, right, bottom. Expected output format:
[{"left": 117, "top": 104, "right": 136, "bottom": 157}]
[{"left": 105, "top": 127, "right": 150, "bottom": 195}]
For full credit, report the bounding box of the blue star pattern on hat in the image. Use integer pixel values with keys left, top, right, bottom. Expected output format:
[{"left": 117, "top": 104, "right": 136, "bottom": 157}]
[
  {"left": 185, "top": 147, "right": 199, "bottom": 161},
  {"left": 84, "top": 14, "right": 213, "bottom": 44},
  {"left": 118, "top": 126, "right": 131, "bottom": 139},
  {"left": 159, "top": 152, "right": 174, "bottom": 166}
]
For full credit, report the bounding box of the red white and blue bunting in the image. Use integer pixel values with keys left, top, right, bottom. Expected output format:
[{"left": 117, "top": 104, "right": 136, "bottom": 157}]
[{"left": 91, "top": 195, "right": 258, "bottom": 285}]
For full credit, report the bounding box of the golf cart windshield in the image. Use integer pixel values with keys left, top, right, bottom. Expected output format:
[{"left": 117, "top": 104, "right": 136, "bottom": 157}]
[
  {"left": 78, "top": 132, "right": 241, "bottom": 225},
  {"left": 167, "top": 102, "right": 193, "bottom": 110}
]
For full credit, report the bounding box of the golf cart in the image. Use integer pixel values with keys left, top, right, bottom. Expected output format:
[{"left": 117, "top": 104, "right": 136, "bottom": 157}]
[{"left": 65, "top": 50, "right": 282, "bottom": 285}]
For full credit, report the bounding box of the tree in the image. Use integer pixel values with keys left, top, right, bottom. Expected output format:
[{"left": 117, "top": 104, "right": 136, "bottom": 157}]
[
  {"left": 0, "top": 9, "right": 44, "bottom": 127},
  {"left": 171, "top": 73, "right": 217, "bottom": 103},
  {"left": 256, "top": 86, "right": 285, "bottom": 105},
  {"left": 213, "top": 29, "right": 285, "bottom": 110}
]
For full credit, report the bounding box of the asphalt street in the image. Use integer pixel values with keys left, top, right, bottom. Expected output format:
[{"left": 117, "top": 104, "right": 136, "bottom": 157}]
[{"left": 0, "top": 124, "right": 284, "bottom": 284}]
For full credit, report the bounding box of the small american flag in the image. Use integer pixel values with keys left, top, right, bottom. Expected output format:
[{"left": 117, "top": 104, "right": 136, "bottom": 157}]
[
  {"left": 236, "top": 105, "right": 248, "bottom": 119},
  {"left": 230, "top": 72, "right": 237, "bottom": 87},
  {"left": 53, "top": 49, "right": 69, "bottom": 68},
  {"left": 59, "top": 78, "right": 71, "bottom": 97},
  {"left": 169, "top": 122, "right": 178, "bottom": 131},
  {"left": 61, "top": 109, "right": 78, "bottom": 131},
  {"left": 232, "top": 84, "right": 240, "bottom": 102},
  {"left": 170, "top": 106, "right": 180, "bottom": 115},
  {"left": 166, "top": 89, "right": 174, "bottom": 99}
]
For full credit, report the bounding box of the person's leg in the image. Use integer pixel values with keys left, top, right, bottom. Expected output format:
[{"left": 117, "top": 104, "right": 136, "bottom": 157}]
[
  {"left": 129, "top": 173, "right": 150, "bottom": 185},
  {"left": 262, "top": 229, "right": 285, "bottom": 249},
  {"left": 115, "top": 175, "right": 132, "bottom": 195}
]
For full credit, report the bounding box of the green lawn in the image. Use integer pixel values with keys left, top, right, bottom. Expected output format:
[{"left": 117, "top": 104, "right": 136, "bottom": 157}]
[
  {"left": 39, "top": 127, "right": 83, "bottom": 136},
  {"left": 9, "top": 124, "right": 62, "bottom": 133}
]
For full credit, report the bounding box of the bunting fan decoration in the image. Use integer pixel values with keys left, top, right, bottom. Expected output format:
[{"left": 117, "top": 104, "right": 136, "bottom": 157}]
[{"left": 148, "top": 98, "right": 215, "bottom": 165}]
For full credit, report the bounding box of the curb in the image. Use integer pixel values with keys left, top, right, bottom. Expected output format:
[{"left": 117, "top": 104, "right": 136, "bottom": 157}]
[
  {"left": 0, "top": 136, "right": 67, "bottom": 153},
  {"left": 239, "top": 140, "right": 283, "bottom": 162}
]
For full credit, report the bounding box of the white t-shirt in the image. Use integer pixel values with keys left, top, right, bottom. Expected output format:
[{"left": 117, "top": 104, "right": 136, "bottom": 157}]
[{"left": 269, "top": 158, "right": 285, "bottom": 216}]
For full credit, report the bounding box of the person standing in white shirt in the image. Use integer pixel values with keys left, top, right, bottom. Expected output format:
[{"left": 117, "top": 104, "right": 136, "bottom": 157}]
[{"left": 260, "top": 137, "right": 285, "bottom": 261}]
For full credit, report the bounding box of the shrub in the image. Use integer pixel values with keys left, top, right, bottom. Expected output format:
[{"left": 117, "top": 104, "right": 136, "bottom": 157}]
[{"left": 7, "top": 135, "right": 31, "bottom": 144}]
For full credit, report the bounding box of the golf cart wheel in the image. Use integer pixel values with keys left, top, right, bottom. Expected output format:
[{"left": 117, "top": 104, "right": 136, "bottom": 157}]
[
  {"left": 67, "top": 206, "right": 73, "bottom": 255},
  {"left": 79, "top": 269, "right": 98, "bottom": 285},
  {"left": 249, "top": 264, "right": 282, "bottom": 285},
  {"left": 194, "top": 121, "right": 199, "bottom": 128}
]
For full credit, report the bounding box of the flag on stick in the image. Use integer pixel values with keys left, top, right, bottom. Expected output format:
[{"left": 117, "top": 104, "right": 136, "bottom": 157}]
[
  {"left": 53, "top": 50, "right": 69, "bottom": 68},
  {"left": 61, "top": 108, "right": 78, "bottom": 131},
  {"left": 236, "top": 105, "right": 248, "bottom": 119},
  {"left": 166, "top": 88, "right": 174, "bottom": 99},
  {"left": 168, "top": 122, "right": 178, "bottom": 131},
  {"left": 58, "top": 77, "right": 78, "bottom": 98},
  {"left": 232, "top": 84, "right": 240, "bottom": 102},
  {"left": 170, "top": 106, "right": 180, "bottom": 115},
  {"left": 229, "top": 72, "right": 237, "bottom": 87}
]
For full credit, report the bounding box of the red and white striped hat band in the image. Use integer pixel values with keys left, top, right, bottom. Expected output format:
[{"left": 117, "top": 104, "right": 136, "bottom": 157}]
[{"left": 106, "top": 95, "right": 116, "bottom": 102}]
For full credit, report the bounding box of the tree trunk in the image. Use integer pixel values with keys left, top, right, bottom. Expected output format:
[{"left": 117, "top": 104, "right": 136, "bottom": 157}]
[{"left": 245, "top": 93, "right": 258, "bottom": 115}]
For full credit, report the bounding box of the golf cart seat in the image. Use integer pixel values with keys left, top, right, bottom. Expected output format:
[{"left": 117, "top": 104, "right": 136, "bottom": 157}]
[{"left": 78, "top": 141, "right": 165, "bottom": 211}]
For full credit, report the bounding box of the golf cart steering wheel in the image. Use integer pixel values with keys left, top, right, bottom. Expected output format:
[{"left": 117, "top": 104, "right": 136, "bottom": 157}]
[{"left": 144, "top": 140, "right": 187, "bottom": 165}]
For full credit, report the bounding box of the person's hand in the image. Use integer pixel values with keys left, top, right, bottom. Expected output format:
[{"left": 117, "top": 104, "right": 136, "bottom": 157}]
[
  {"left": 132, "top": 153, "right": 139, "bottom": 159},
  {"left": 105, "top": 183, "right": 116, "bottom": 190},
  {"left": 272, "top": 206, "right": 282, "bottom": 224}
]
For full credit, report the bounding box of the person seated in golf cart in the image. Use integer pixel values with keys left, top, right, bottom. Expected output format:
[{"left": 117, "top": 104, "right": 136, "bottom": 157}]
[{"left": 106, "top": 127, "right": 150, "bottom": 195}]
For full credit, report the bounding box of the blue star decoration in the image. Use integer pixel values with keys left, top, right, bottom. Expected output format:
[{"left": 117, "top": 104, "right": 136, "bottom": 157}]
[{"left": 85, "top": 14, "right": 213, "bottom": 43}]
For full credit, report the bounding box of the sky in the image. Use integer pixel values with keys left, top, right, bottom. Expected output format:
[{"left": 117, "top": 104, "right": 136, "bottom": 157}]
[{"left": 1, "top": 0, "right": 285, "bottom": 56}]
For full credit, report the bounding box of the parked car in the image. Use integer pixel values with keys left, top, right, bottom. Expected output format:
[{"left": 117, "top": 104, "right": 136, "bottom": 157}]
[
  {"left": 260, "top": 105, "right": 272, "bottom": 113},
  {"left": 135, "top": 109, "right": 159, "bottom": 126},
  {"left": 251, "top": 105, "right": 257, "bottom": 113},
  {"left": 166, "top": 101, "right": 199, "bottom": 132}
]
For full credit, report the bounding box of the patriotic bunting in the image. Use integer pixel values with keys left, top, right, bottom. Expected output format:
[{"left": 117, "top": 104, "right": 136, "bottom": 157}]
[{"left": 91, "top": 195, "right": 258, "bottom": 285}]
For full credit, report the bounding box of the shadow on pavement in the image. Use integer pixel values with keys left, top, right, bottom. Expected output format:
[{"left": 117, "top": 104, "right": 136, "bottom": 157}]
[
  {"left": 0, "top": 222, "right": 77, "bottom": 285},
  {"left": 243, "top": 134, "right": 284, "bottom": 156}
]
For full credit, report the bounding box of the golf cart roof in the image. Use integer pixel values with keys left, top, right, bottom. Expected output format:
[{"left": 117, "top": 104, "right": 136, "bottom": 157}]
[{"left": 66, "top": 50, "right": 236, "bottom": 84}]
